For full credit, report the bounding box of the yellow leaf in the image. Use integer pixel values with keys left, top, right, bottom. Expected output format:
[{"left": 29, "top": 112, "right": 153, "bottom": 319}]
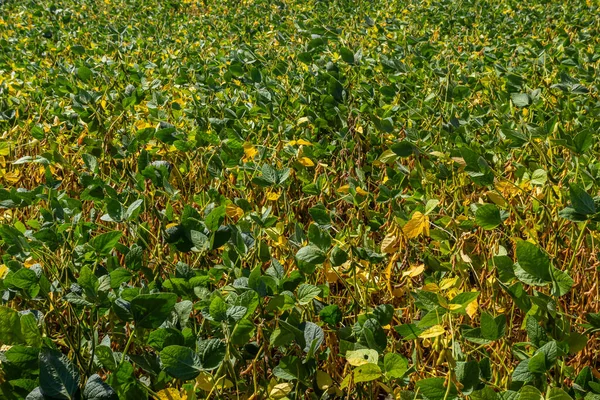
[
  {"left": 419, "top": 325, "right": 445, "bottom": 339},
  {"left": 225, "top": 203, "right": 244, "bottom": 219},
  {"left": 422, "top": 283, "right": 439, "bottom": 292},
  {"left": 380, "top": 234, "right": 398, "bottom": 254},
  {"left": 269, "top": 383, "right": 293, "bottom": 399},
  {"left": 298, "top": 157, "right": 314, "bottom": 167},
  {"left": 385, "top": 252, "right": 399, "bottom": 295},
  {"left": 444, "top": 303, "right": 463, "bottom": 311},
  {"left": 2, "top": 170, "right": 20, "bottom": 184},
  {"left": 439, "top": 277, "right": 458, "bottom": 291},
  {"left": 466, "top": 298, "right": 478, "bottom": 319},
  {"left": 195, "top": 372, "right": 213, "bottom": 392},
  {"left": 355, "top": 187, "right": 368, "bottom": 196},
  {"left": 297, "top": 117, "right": 310, "bottom": 125},
  {"left": 486, "top": 191, "right": 507, "bottom": 207},
  {"left": 337, "top": 184, "right": 350, "bottom": 194},
  {"left": 402, "top": 264, "right": 425, "bottom": 278},
  {"left": 267, "top": 191, "right": 280, "bottom": 201},
  {"left": 296, "top": 139, "right": 312, "bottom": 146},
  {"left": 346, "top": 349, "right": 378, "bottom": 366},
  {"left": 155, "top": 388, "right": 182, "bottom": 400},
  {"left": 403, "top": 212, "right": 429, "bottom": 238},
  {"left": 0, "top": 264, "right": 8, "bottom": 279},
  {"left": 243, "top": 143, "right": 258, "bottom": 159},
  {"left": 316, "top": 370, "right": 333, "bottom": 390},
  {"left": 134, "top": 120, "right": 153, "bottom": 130}
]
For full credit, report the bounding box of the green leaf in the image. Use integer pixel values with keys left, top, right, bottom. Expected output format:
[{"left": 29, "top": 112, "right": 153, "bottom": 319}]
[
  {"left": 391, "top": 141, "right": 414, "bottom": 157},
  {"left": 340, "top": 47, "right": 355, "bottom": 64},
  {"left": 296, "top": 284, "right": 321, "bottom": 305},
  {"left": 372, "top": 304, "right": 394, "bottom": 325},
  {"left": 511, "top": 359, "right": 534, "bottom": 383},
  {"left": 130, "top": 293, "right": 177, "bottom": 329},
  {"left": 319, "top": 304, "right": 342, "bottom": 326},
  {"left": 20, "top": 313, "right": 42, "bottom": 347},
  {"left": 511, "top": 93, "right": 529, "bottom": 107},
  {"left": 39, "top": 349, "right": 80, "bottom": 400},
  {"left": 273, "top": 355, "right": 303, "bottom": 381},
  {"left": 480, "top": 312, "right": 506, "bottom": 341},
  {"left": 307, "top": 224, "right": 331, "bottom": 250},
  {"left": 296, "top": 245, "right": 326, "bottom": 265},
  {"left": 83, "top": 374, "right": 118, "bottom": 400},
  {"left": 416, "top": 377, "right": 458, "bottom": 400},
  {"left": 90, "top": 231, "right": 123, "bottom": 255},
  {"left": 308, "top": 205, "right": 331, "bottom": 227},
  {"left": 455, "top": 360, "right": 480, "bottom": 393},
  {"left": 95, "top": 345, "right": 117, "bottom": 371},
  {"left": 394, "top": 323, "right": 423, "bottom": 340},
  {"left": 209, "top": 296, "right": 228, "bottom": 322},
  {"left": 535, "top": 340, "right": 559, "bottom": 366},
  {"left": 546, "top": 387, "right": 573, "bottom": 400},
  {"left": 470, "top": 386, "right": 500, "bottom": 400},
  {"left": 205, "top": 205, "right": 226, "bottom": 231},
  {"left": 475, "top": 204, "right": 501, "bottom": 230},
  {"left": 0, "top": 306, "right": 24, "bottom": 345},
  {"left": 124, "top": 199, "right": 144, "bottom": 220},
  {"left": 330, "top": 246, "right": 348, "bottom": 266},
  {"left": 5, "top": 345, "right": 39, "bottom": 371},
  {"left": 515, "top": 241, "right": 552, "bottom": 284},
  {"left": 530, "top": 169, "right": 547, "bottom": 185},
  {"left": 77, "top": 66, "right": 93, "bottom": 82},
  {"left": 517, "top": 386, "right": 543, "bottom": 400},
  {"left": 353, "top": 363, "right": 381, "bottom": 383},
  {"left": 160, "top": 345, "right": 202, "bottom": 380},
  {"left": 569, "top": 184, "right": 596, "bottom": 215},
  {"left": 551, "top": 267, "right": 574, "bottom": 297},
  {"left": 148, "top": 328, "right": 184, "bottom": 351},
  {"left": 78, "top": 266, "right": 99, "bottom": 301},
  {"left": 301, "top": 322, "right": 324, "bottom": 355},
  {"left": 197, "top": 339, "right": 226, "bottom": 370},
  {"left": 230, "top": 319, "right": 255, "bottom": 346},
  {"left": 383, "top": 353, "right": 408, "bottom": 379}
]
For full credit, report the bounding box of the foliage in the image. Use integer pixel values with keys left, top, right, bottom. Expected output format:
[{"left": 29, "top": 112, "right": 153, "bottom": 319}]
[{"left": 0, "top": 0, "right": 599, "bottom": 398}]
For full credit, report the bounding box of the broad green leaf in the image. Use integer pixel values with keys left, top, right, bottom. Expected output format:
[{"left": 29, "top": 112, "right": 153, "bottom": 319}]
[
  {"left": 208, "top": 296, "right": 228, "bottom": 322},
  {"left": 511, "top": 93, "right": 529, "bottom": 107},
  {"left": 517, "top": 386, "right": 543, "bottom": 400},
  {"left": 319, "top": 304, "right": 342, "bottom": 326},
  {"left": 131, "top": 293, "right": 177, "bottom": 329},
  {"left": 480, "top": 312, "right": 506, "bottom": 341},
  {"left": 90, "top": 231, "right": 123, "bottom": 255},
  {"left": 546, "top": 387, "right": 573, "bottom": 400},
  {"left": 20, "top": 313, "right": 42, "bottom": 347},
  {"left": 515, "top": 241, "right": 552, "bottom": 284},
  {"left": 475, "top": 204, "right": 501, "bottom": 230},
  {"left": 416, "top": 377, "right": 458, "bottom": 400},
  {"left": 296, "top": 284, "right": 321, "bottom": 305},
  {"left": 5, "top": 345, "right": 39, "bottom": 371},
  {"left": 296, "top": 245, "right": 326, "bottom": 265},
  {"left": 160, "top": 345, "right": 202, "bottom": 380},
  {"left": 83, "top": 374, "right": 118, "bottom": 400},
  {"left": 0, "top": 306, "right": 24, "bottom": 345},
  {"left": 197, "top": 339, "right": 226, "bottom": 370},
  {"left": 353, "top": 363, "right": 381, "bottom": 383},
  {"left": 39, "top": 349, "right": 80, "bottom": 400},
  {"left": 383, "top": 353, "right": 408, "bottom": 379},
  {"left": 569, "top": 184, "right": 596, "bottom": 215}
]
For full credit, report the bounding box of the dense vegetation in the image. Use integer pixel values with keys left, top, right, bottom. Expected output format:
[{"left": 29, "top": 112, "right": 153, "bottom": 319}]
[{"left": 1, "top": 0, "right": 599, "bottom": 398}]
